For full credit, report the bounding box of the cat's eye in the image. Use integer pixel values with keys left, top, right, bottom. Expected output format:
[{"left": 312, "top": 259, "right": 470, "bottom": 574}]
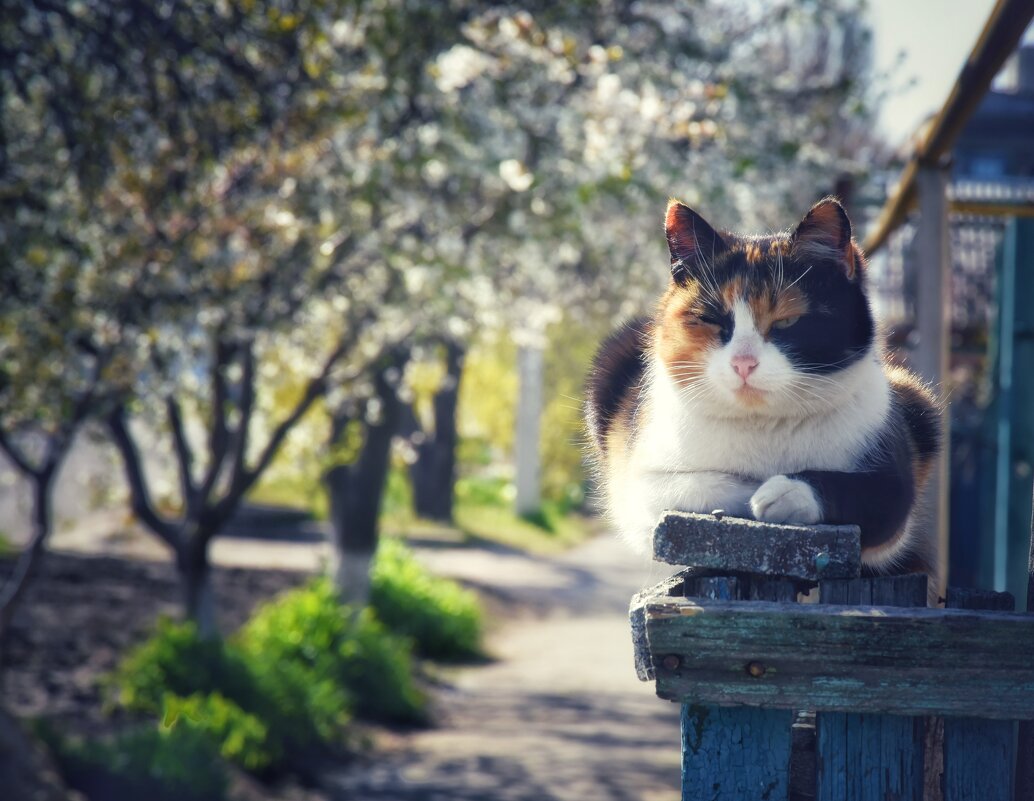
[
  {"left": 687, "top": 312, "right": 718, "bottom": 327},
  {"left": 773, "top": 315, "right": 801, "bottom": 329}
]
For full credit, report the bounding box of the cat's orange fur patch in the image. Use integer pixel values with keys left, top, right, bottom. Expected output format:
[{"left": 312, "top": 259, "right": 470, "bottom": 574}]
[
  {"left": 720, "top": 277, "right": 745, "bottom": 308},
  {"left": 742, "top": 241, "right": 765, "bottom": 264},
  {"left": 655, "top": 283, "right": 720, "bottom": 387},
  {"left": 749, "top": 286, "right": 810, "bottom": 337}
]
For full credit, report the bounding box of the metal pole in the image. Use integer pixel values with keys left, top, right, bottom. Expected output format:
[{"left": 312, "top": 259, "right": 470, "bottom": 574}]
[
  {"left": 993, "top": 222, "right": 1018, "bottom": 591},
  {"left": 914, "top": 166, "right": 951, "bottom": 596}
]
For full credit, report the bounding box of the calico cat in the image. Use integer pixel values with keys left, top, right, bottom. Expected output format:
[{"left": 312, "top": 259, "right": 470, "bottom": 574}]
[{"left": 585, "top": 197, "right": 941, "bottom": 591}]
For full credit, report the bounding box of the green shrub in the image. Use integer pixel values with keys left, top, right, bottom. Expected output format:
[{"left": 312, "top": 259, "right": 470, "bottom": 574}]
[
  {"left": 43, "top": 723, "right": 228, "bottom": 801},
  {"left": 237, "top": 580, "right": 426, "bottom": 723},
  {"left": 162, "top": 692, "right": 275, "bottom": 772},
  {"left": 111, "top": 619, "right": 259, "bottom": 716},
  {"left": 108, "top": 551, "right": 471, "bottom": 776},
  {"left": 110, "top": 618, "right": 350, "bottom": 772},
  {"left": 370, "top": 539, "right": 483, "bottom": 661}
]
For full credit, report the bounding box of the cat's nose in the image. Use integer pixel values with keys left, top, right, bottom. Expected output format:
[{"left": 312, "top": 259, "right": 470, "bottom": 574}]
[{"left": 731, "top": 354, "right": 758, "bottom": 380}]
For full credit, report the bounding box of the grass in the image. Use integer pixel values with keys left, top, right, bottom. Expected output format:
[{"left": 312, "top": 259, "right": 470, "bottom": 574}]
[
  {"left": 251, "top": 466, "right": 593, "bottom": 557},
  {"left": 380, "top": 498, "right": 591, "bottom": 555},
  {"left": 247, "top": 473, "right": 328, "bottom": 520},
  {"left": 370, "top": 538, "right": 483, "bottom": 661},
  {"left": 455, "top": 502, "right": 590, "bottom": 553}
]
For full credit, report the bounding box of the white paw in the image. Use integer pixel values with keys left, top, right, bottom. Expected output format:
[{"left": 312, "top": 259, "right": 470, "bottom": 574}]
[{"left": 750, "top": 475, "right": 821, "bottom": 525}]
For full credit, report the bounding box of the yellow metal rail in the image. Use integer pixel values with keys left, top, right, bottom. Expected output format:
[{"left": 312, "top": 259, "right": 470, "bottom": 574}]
[{"left": 862, "top": 0, "right": 1034, "bottom": 256}]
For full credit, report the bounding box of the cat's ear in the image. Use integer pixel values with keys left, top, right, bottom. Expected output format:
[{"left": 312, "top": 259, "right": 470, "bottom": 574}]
[
  {"left": 792, "top": 197, "right": 859, "bottom": 278},
  {"left": 665, "top": 200, "right": 728, "bottom": 284}
]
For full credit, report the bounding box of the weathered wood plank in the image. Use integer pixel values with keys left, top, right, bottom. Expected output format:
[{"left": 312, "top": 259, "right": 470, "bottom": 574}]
[
  {"left": 816, "top": 575, "right": 927, "bottom": 801},
  {"left": 680, "top": 577, "right": 797, "bottom": 801},
  {"left": 629, "top": 570, "right": 693, "bottom": 681},
  {"left": 632, "top": 571, "right": 800, "bottom": 682},
  {"left": 820, "top": 574, "right": 929, "bottom": 607},
  {"left": 646, "top": 597, "right": 1034, "bottom": 719},
  {"left": 654, "top": 511, "right": 861, "bottom": 581},
  {"left": 682, "top": 704, "right": 794, "bottom": 801},
  {"left": 942, "top": 587, "right": 1016, "bottom": 801},
  {"left": 943, "top": 718, "right": 1014, "bottom": 801},
  {"left": 816, "top": 713, "right": 924, "bottom": 801}
]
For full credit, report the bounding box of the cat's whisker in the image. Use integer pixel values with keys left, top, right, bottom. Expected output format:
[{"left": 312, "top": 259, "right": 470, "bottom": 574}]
[
  {"left": 783, "top": 384, "right": 827, "bottom": 406},
  {"left": 782, "top": 264, "right": 813, "bottom": 292}
]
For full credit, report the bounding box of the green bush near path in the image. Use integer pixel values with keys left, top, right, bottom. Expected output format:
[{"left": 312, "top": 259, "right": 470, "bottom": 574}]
[
  {"left": 237, "top": 580, "right": 426, "bottom": 724},
  {"left": 104, "top": 540, "right": 483, "bottom": 782},
  {"left": 110, "top": 617, "right": 350, "bottom": 773},
  {"left": 370, "top": 538, "right": 483, "bottom": 661},
  {"left": 39, "top": 722, "right": 229, "bottom": 801}
]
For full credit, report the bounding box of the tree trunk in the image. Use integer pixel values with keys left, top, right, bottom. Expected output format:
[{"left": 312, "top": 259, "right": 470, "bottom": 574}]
[
  {"left": 176, "top": 534, "right": 218, "bottom": 638},
  {"left": 0, "top": 469, "right": 54, "bottom": 668},
  {"left": 410, "top": 341, "right": 464, "bottom": 522},
  {"left": 515, "top": 343, "right": 544, "bottom": 516},
  {"left": 326, "top": 353, "right": 406, "bottom": 606},
  {"left": 0, "top": 706, "right": 73, "bottom": 801}
]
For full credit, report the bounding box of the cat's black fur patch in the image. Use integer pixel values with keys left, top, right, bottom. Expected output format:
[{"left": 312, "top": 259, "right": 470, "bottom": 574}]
[
  {"left": 792, "top": 403, "right": 916, "bottom": 552},
  {"left": 891, "top": 379, "right": 941, "bottom": 459},
  {"left": 768, "top": 264, "right": 874, "bottom": 374},
  {"left": 585, "top": 317, "right": 650, "bottom": 452}
]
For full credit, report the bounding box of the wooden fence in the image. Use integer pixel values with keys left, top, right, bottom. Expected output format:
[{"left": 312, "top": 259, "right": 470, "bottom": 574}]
[{"left": 630, "top": 512, "right": 1034, "bottom": 801}]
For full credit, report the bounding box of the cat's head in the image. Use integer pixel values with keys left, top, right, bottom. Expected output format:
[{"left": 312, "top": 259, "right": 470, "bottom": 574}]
[{"left": 654, "top": 197, "right": 875, "bottom": 418}]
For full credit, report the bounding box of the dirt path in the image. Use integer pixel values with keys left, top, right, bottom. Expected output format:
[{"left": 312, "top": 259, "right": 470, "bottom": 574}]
[{"left": 326, "top": 535, "right": 683, "bottom": 801}]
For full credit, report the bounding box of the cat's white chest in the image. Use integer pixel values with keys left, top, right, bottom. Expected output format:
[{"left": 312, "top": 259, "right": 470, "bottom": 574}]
[{"left": 634, "top": 356, "right": 890, "bottom": 479}]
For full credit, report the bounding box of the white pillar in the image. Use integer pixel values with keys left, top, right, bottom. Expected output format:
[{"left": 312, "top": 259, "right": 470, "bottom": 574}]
[
  {"left": 914, "top": 166, "right": 951, "bottom": 595},
  {"left": 514, "top": 343, "right": 544, "bottom": 516}
]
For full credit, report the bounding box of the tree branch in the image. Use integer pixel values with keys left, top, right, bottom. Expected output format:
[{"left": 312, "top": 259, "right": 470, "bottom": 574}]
[
  {"left": 106, "top": 404, "right": 179, "bottom": 549},
  {"left": 0, "top": 429, "right": 39, "bottom": 478},
  {"left": 165, "top": 395, "right": 197, "bottom": 516},
  {"left": 0, "top": 466, "right": 55, "bottom": 636},
  {"left": 217, "top": 312, "right": 390, "bottom": 517},
  {"left": 225, "top": 340, "right": 256, "bottom": 503},
  {"left": 198, "top": 338, "right": 231, "bottom": 506}
]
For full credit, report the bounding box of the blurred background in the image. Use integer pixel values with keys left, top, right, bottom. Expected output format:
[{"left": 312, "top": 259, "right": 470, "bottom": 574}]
[{"left": 0, "top": 1, "right": 1031, "bottom": 799}]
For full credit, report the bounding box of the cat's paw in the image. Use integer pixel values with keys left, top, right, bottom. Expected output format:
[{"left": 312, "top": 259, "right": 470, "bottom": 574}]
[{"left": 750, "top": 475, "right": 821, "bottom": 525}]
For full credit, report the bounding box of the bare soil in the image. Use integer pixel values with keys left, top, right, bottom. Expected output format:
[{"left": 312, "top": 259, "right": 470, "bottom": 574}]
[{"left": 1, "top": 551, "right": 307, "bottom": 736}]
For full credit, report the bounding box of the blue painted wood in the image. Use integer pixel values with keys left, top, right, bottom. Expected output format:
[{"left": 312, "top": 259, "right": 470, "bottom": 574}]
[
  {"left": 943, "top": 718, "right": 1014, "bottom": 801},
  {"left": 943, "top": 587, "right": 1016, "bottom": 801},
  {"left": 816, "top": 712, "right": 923, "bottom": 801},
  {"left": 681, "top": 704, "right": 794, "bottom": 801},
  {"left": 679, "top": 576, "right": 796, "bottom": 800},
  {"left": 815, "top": 576, "right": 926, "bottom": 801}
]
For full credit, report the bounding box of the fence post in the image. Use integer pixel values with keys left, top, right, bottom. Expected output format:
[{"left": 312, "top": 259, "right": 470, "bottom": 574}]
[
  {"left": 514, "top": 342, "right": 543, "bottom": 515},
  {"left": 815, "top": 575, "right": 928, "bottom": 801},
  {"left": 679, "top": 576, "right": 796, "bottom": 801},
  {"left": 942, "top": 588, "right": 1016, "bottom": 801}
]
